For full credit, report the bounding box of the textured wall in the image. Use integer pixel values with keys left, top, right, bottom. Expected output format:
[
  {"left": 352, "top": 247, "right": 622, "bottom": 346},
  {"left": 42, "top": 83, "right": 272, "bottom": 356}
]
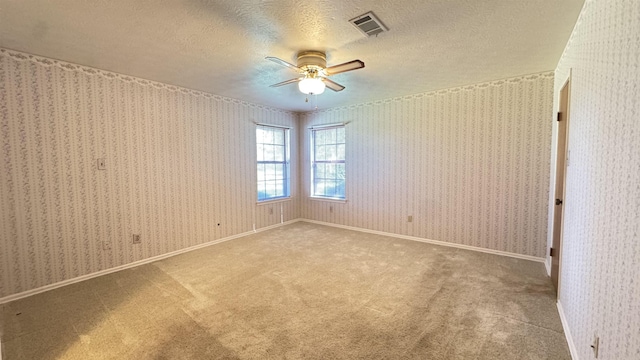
[
  {"left": 299, "top": 73, "right": 554, "bottom": 258},
  {"left": 0, "top": 48, "right": 299, "bottom": 299},
  {"left": 552, "top": 0, "right": 640, "bottom": 359}
]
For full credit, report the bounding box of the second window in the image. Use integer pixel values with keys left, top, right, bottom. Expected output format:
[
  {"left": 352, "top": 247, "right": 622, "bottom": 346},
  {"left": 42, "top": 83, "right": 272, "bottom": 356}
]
[{"left": 311, "top": 125, "right": 346, "bottom": 199}]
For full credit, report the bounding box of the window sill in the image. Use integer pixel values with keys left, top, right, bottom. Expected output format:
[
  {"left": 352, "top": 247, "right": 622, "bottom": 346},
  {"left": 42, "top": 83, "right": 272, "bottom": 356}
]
[
  {"left": 256, "top": 197, "right": 291, "bottom": 206},
  {"left": 309, "top": 197, "right": 347, "bottom": 204}
]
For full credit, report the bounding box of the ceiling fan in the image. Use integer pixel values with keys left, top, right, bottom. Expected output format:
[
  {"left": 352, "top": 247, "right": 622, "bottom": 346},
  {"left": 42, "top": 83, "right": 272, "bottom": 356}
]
[{"left": 266, "top": 50, "right": 365, "bottom": 95}]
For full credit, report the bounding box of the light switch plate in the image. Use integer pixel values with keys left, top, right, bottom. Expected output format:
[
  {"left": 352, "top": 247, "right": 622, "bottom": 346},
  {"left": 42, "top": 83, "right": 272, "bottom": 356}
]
[{"left": 97, "top": 158, "right": 106, "bottom": 170}]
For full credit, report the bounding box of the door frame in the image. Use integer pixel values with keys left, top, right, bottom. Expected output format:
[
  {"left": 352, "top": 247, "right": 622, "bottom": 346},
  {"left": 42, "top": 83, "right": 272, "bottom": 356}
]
[{"left": 551, "top": 70, "right": 572, "bottom": 299}]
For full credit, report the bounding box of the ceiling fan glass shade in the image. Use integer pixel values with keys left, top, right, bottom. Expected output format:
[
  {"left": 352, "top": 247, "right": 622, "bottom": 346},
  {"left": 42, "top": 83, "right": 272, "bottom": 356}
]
[{"left": 298, "top": 77, "right": 326, "bottom": 95}]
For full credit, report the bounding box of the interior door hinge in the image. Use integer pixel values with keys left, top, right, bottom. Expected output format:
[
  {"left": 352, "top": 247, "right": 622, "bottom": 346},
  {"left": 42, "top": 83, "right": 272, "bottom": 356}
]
[
  {"left": 557, "top": 112, "right": 562, "bottom": 122},
  {"left": 550, "top": 248, "right": 555, "bottom": 257}
]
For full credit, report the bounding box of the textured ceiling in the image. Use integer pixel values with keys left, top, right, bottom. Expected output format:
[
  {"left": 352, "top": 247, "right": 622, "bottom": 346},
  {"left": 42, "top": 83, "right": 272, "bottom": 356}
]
[{"left": 0, "top": 0, "right": 584, "bottom": 112}]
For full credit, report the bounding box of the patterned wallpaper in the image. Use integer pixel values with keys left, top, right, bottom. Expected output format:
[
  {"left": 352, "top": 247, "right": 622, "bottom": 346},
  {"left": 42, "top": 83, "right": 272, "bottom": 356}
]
[
  {"left": 299, "top": 73, "right": 554, "bottom": 258},
  {"left": 553, "top": 0, "right": 640, "bottom": 359},
  {"left": 0, "top": 48, "right": 299, "bottom": 299}
]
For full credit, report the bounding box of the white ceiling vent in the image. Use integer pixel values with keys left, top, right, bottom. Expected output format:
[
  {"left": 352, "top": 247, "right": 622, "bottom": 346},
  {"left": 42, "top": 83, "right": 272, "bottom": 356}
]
[{"left": 349, "top": 11, "right": 388, "bottom": 37}]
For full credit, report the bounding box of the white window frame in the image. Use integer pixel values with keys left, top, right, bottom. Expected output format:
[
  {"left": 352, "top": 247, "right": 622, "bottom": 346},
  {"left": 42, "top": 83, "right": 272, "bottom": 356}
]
[
  {"left": 256, "top": 124, "right": 290, "bottom": 202},
  {"left": 310, "top": 124, "right": 346, "bottom": 200}
]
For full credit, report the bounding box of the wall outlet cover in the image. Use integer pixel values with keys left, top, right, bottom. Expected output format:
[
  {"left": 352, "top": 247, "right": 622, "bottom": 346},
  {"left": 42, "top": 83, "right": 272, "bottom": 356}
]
[{"left": 97, "top": 158, "right": 106, "bottom": 170}]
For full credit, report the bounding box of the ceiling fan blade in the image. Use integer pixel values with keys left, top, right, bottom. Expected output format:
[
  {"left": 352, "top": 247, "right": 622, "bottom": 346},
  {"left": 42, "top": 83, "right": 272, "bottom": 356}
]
[
  {"left": 269, "top": 78, "right": 302, "bottom": 88},
  {"left": 266, "top": 56, "right": 302, "bottom": 72},
  {"left": 323, "top": 78, "right": 345, "bottom": 92},
  {"left": 325, "top": 60, "right": 365, "bottom": 76}
]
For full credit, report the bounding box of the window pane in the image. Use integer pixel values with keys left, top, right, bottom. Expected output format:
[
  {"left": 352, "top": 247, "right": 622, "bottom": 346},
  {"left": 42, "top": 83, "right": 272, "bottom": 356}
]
[
  {"left": 264, "top": 145, "right": 274, "bottom": 161},
  {"left": 275, "top": 164, "right": 284, "bottom": 180},
  {"left": 257, "top": 126, "right": 290, "bottom": 201},
  {"left": 265, "top": 164, "right": 274, "bottom": 178},
  {"left": 336, "top": 180, "right": 345, "bottom": 198},
  {"left": 263, "top": 129, "right": 274, "bottom": 144},
  {"left": 326, "top": 145, "right": 337, "bottom": 161},
  {"left": 337, "top": 127, "right": 345, "bottom": 143},
  {"left": 274, "top": 145, "right": 284, "bottom": 161},
  {"left": 265, "top": 181, "right": 276, "bottom": 197},
  {"left": 336, "top": 163, "right": 345, "bottom": 180},
  {"left": 325, "top": 180, "right": 337, "bottom": 197},
  {"left": 258, "top": 182, "right": 267, "bottom": 200},
  {"left": 311, "top": 126, "right": 345, "bottom": 199},
  {"left": 327, "top": 128, "right": 336, "bottom": 144},
  {"left": 313, "top": 179, "right": 324, "bottom": 196},
  {"left": 337, "top": 144, "right": 345, "bottom": 160},
  {"left": 273, "top": 129, "right": 284, "bottom": 145},
  {"left": 326, "top": 163, "right": 337, "bottom": 179},
  {"left": 315, "top": 130, "right": 324, "bottom": 145},
  {"left": 316, "top": 145, "right": 326, "bottom": 161},
  {"left": 257, "top": 144, "right": 264, "bottom": 161},
  {"left": 315, "top": 163, "right": 324, "bottom": 179}
]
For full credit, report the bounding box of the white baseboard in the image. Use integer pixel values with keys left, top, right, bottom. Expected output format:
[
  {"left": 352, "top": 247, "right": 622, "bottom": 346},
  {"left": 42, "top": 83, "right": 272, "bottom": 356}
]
[
  {"left": 557, "top": 300, "right": 579, "bottom": 360},
  {"left": 0, "top": 217, "right": 547, "bottom": 304},
  {"left": 300, "top": 219, "right": 545, "bottom": 263},
  {"left": 0, "top": 219, "right": 302, "bottom": 304}
]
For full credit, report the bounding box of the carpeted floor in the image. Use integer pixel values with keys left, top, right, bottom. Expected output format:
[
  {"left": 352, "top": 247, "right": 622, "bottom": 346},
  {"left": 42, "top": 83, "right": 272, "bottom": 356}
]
[{"left": 0, "top": 222, "right": 571, "bottom": 359}]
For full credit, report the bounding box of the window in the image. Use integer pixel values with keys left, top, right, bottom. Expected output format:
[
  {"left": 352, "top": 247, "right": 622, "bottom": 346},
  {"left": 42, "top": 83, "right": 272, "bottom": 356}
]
[
  {"left": 257, "top": 125, "right": 290, "bottom": 202},
  {"left": 311, "top": 125, "right": 346, "bottom": 199}
]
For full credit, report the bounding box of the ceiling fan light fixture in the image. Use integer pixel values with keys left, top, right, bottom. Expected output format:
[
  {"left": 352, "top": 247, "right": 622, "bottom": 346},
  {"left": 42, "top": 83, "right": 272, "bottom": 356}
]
[
  {"left": 298, "top": 77, "right": 326, "bottom": 95},
  {"left": 267, "top": 50, "right": 364, "bottom": 95}
]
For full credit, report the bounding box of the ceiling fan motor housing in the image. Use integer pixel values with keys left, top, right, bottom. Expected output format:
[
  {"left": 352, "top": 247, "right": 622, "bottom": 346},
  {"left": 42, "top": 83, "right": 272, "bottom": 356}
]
[{"left": 297, "top": 51, "right": 327, "bottom": 73}]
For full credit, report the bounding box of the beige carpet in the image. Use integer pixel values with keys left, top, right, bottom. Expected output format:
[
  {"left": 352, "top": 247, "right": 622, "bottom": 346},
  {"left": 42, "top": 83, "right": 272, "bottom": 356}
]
[{"left": 1, "top": 222, "right": 570, "bottom": 359}]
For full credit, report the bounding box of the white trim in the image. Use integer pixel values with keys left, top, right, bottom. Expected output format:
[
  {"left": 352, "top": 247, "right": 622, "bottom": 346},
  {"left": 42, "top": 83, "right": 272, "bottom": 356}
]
[
  {"left": 309, "top": 122, "right": 345, "bottom": 129},
  {"left": 545, "top": 256, "right": 551, "bottom": 276},
  {"left": 256, "top": 197, "right": 291, "bottom": 205},
  {"left": 0, "top": 217, "right": 549, "bottom": 304},
  {"left": 554, "top": 69, "right": 572, "bottom": 301},
  {"left": 0, "top": 219, "right": 302, "bottom": 304},
  {"left": 309, "top": 197, "right": 347, "bottom": 204},
  {"left": 255, "top": 122, "right": 291, "bottom": 129},
  {"left": 557, "top": 300, "right": 579, "bottom": 360},
  {"left": 300, "top": 219, "right": 545, "bottom": 263}
]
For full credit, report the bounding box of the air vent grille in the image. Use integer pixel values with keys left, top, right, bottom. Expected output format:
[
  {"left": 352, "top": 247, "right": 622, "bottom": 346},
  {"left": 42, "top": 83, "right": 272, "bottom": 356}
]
[{"left": 349, "top": 11, "right": 388, "bottom": 37}]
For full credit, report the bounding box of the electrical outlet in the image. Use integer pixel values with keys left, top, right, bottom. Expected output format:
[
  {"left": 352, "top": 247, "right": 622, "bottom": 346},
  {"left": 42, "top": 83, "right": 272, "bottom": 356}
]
[
  {"left": 408, "top": 215, "right": 413, "bottom": 222},
  {"left": 132, "top": 234, "right": 141, "bottom": 244},
  {"left": 97, "top": 158, "right": 106, "bottom": 170},
  {"left": 102, "top": 241, "right": 111, "bottom": 250}
]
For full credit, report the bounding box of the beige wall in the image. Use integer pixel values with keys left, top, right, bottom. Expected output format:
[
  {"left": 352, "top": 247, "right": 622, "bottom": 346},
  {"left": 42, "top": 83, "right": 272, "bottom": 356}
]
[
  {"left": 0, "top": 49, "right": 299, "bottom": 299},
  {"left": 299, "top": 73, "right": 554, "bottom": 258},
  {"left": 550, "top": 0, "right": 640, "bottom": 358}
]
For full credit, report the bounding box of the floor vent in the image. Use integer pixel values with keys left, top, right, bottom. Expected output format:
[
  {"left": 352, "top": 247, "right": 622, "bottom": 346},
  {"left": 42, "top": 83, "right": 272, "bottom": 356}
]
[{"left": 349, "top": 11, "right": 388, "bottom": 37}]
